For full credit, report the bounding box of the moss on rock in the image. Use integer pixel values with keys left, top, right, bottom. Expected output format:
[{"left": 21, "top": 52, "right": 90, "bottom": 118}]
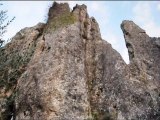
[{"left": 46, "top": 13, "right": 77, "bottom": 33}]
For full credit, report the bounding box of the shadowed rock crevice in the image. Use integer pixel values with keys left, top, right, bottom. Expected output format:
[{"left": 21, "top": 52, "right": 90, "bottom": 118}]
[{"left": 0, "top": 2, "right": 160, "bottom": 120}]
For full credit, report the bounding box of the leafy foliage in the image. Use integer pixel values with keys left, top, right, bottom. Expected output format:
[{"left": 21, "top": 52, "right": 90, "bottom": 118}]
[{"left": 0, "top": 3, "right": 15, "bottom": 47}]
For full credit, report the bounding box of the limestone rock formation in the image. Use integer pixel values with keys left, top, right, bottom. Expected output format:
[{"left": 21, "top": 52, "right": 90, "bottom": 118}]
[{"left": 0, "top": 2, "right": 160, "bottom": 120}]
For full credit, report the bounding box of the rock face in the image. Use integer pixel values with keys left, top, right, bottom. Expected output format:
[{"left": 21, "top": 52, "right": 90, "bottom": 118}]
[{"left": 0, "top": 2, "right": 160, "bottom": 120}]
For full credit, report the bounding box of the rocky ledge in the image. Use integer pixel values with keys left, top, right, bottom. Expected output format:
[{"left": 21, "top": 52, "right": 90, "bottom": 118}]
[{"left": 0, "top": 2, "right": 160, "bottom": 120}]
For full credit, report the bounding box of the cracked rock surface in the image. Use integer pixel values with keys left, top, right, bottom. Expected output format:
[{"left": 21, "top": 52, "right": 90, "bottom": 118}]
[{"left": 0, "top": 2, "right": 160, "bottom": 120}]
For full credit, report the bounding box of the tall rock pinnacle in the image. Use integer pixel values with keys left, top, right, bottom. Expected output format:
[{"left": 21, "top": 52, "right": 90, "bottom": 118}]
[{"left": 0, "top": 2, "right": 160, "bottom": 120}]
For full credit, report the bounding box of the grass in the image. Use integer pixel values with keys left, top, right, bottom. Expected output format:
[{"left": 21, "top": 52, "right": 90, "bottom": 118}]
[{"left": 46, "top": 13, "right": 77, "bottom": 33}]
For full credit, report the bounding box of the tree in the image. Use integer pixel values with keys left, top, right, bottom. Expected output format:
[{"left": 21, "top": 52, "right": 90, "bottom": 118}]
[{"left": 0, "top": 3, "right": 15, "bottom": 47}]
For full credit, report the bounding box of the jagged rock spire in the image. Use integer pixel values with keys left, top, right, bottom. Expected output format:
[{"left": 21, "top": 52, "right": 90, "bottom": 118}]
[
  {"left": 0, "top": 2, "right": 160, "bottom": 120},
  {"left": 47, "top": 2, "right": 70, "bottom": 22}
]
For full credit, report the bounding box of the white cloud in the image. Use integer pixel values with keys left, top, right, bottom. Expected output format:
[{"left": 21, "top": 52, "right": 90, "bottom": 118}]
[
  {"left": 133, "top": 2, "right": 160, "bottom": 37},
  {"left": 121, "top": 1, "right": 131, "bottom": 6},
  {"left": 158, "top": 4, "right": 160, "bottom": 11},
  {"left": 133, "top": 2, "right": 151, "bottom": 23},
  {"left": 144, "top": 21, "right": 160, "bottom": 37}
]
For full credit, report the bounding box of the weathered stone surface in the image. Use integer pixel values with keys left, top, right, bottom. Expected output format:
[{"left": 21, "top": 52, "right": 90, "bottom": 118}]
[
  {"left": 0, "top": 2, "right": 160, "bottom": 120},
  {"left": 0, "top": 23, "right": 45, "bottom": 119},
  {"left": 120, "top": 20, "right": 160, "bottom": 120}
]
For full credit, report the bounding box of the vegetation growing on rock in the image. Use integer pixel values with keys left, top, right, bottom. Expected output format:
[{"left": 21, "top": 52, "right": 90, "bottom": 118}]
[{"left": 0, "top": 2, "right": 160, "bottom": 120}]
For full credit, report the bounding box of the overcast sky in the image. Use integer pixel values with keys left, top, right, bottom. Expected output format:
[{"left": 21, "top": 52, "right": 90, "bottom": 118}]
[{"left": 1, "top": 1, "right": 160, "bottom": 64}]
